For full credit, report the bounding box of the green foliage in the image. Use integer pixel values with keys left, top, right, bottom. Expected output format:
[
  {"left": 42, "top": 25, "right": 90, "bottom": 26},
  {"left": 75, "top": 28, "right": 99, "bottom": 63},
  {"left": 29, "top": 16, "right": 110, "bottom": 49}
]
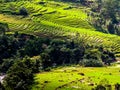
[
  {"left": 91, "top": 0, "right": 120, "bottom": 35},
  {"left": 81, "top": 59, "right": 104, "bottom": 67},
  {"left": 0, "top": 0, "right": 120, "bottom": 89},
  {"left": 0, "top": 31, "right": 116, "bottom": 74},
  {"left": 4, "top": 61, "right": 33, "bottom": 89},
  {"left": 101, "top": 50, "right": 115, "bottom": 65},
  {"left": 0, "top": 58, "right": 14, "bottom": 73},
  {"left": 41, "top": 52, "right": 51, "bottom": 69},
  {"left": 85, "top": 49, "right": 101, "bottom": 60},
  {"left": 19, "top": 7, "right": 28, "bottom": 16},
  {"left": 3, "top": 56, "right": 40, "bottom": 90},
  {"left": 0, "top": 82, "right": 5, "bottom": 90},
  {"left": 95, "top": 85, "right": 106, "bottom": 90},
  {"left": 0, "top": 22, "right": 9, "bottom": 35},
  {"left": 0, "top": 35, "right": 17, "bottom": 61},
  {"left": 107, "top": 21, "right": 115, "bottom": 34}
]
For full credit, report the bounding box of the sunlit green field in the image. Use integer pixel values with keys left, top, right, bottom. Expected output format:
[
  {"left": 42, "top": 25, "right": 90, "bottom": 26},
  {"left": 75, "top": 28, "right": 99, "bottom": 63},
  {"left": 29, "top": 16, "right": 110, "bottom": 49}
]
[{"left": 32, "top": 65, "right": 120, "bottom": 90}]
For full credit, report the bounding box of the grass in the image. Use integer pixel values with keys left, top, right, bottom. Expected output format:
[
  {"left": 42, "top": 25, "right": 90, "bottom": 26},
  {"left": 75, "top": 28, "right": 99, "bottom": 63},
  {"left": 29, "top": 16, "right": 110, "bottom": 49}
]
[{"left": 32, "top": 65, "right": 120, "bottom": 90}]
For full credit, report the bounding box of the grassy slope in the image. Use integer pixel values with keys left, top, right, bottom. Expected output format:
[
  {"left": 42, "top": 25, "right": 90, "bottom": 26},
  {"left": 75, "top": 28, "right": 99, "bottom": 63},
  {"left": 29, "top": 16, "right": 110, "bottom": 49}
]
[
  {"left": 0, "top": 0, "right": 120, "bottom": 53},
  {"left": 32, "top": 66, "right": 120, "bottom": 90},
  {"left": 0, "top": 1, "right": 119, "bottom": 37},
  {"left": 1, "top": 0, "right": 120, "bottom": 56}
]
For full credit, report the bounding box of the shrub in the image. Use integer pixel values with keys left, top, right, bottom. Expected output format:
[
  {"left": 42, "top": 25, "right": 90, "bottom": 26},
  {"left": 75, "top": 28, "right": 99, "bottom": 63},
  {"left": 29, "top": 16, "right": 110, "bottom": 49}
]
[
  {"left": 19, "top": 7, "right": 28, "bottom": 16},
  {"left": 95, "top": 85, "right": 106, "bottom": 90},
  {"left": 101, "top": 50, "right": 116, "bottom": 65},
  {"left": 44, "top": 67, "right": 51, "bottom": 72},
  {"left": 81, "top": 59, "right": 104, "bottom": 67},
  {"left": 41, "top": 53, "right": 52, "bottom": 69},
  {"left": 0, "top": 22, "right": 9, "bottom": 35},
  {"left": 38, "top": 1, "right": 46, "bottom": 4},
  {"left": 0, "top": 59, "right": 14, "bottom": 73},
  {"left": 85, "top": 49, "right": 101, "bottom": 60}
]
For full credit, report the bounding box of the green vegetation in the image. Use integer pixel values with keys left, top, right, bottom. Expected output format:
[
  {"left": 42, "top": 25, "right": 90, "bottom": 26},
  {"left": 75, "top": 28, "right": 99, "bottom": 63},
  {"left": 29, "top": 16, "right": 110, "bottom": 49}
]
[
  {"left": 90, "top": 0, "right": 120, "bottom": 35},
  {"left": 0, "top": 24, "right": 116, "bottom": 90},
  {"left": 0, "top": 0, "right": 119, "bottom": 52},
  {"left": 0, "top": 0, "right": 120, "bottom": 90},
  {"left": 32, "top": 66, "right": 120, "bottom": 90},
  {"left": 4, "top": 57, "right": 34, "bottom": 90}
]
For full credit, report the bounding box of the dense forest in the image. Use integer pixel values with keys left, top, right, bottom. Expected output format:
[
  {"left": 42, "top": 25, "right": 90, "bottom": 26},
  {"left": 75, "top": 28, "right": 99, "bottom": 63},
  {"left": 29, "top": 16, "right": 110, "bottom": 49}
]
[{"left": 0, "top": 0, "right": 120, "bottom": 90}]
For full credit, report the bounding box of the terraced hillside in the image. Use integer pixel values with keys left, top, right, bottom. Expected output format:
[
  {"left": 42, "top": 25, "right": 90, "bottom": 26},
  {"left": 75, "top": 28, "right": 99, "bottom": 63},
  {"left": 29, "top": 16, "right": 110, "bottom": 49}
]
[{"left": 0, "top": 0, "right": 120, "bottom": 54}]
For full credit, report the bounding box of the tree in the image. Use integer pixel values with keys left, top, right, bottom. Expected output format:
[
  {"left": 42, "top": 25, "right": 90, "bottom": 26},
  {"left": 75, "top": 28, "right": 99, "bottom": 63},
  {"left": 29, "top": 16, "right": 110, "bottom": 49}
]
[
  {"left": 19, "top": 7, "right": 28, "bottom": 16},
  {"left": 3, "top": 57, "right": 34, "bottom": 90},
  {"left": 91, "top": 0, "right": 120, "bottom": 35},
  {"left": 24, "top": 38, "right": 42, "bottom": 56},
  {"left": 0, "top": 22, "right": 9, "bottom": 35},
  {"left": 41, "top": 53, "right": 52, "bottom": 69},
  {"left": 107, "top": 21, "right": 115, "bottom": 34},
  {"left": 80, "top": 0, "right": 85, "bottom": 4},
  {"left": 0, "top": 82, "right": 5, "bottom": 90},
  {"left": 95, "top": 85, "right": 106, "bottom": 90},
  {"left": 73, "top": 48, "right": 84, "bottom": 64}
]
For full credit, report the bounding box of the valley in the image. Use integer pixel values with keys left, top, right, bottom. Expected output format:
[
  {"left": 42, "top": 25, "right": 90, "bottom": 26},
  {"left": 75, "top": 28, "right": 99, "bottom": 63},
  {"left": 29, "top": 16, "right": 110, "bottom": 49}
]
[{"left": 0, "top": 0, "right": 120, "bottom": 90}]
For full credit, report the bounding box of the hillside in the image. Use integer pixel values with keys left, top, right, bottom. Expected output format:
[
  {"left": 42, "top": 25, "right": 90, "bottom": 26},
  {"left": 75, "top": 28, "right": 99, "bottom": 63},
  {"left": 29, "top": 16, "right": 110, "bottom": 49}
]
[
  {"left": 0, "top": 0, "right": 120, "bottom": 54},
  {"left": 0, "top": 0, "right": 120, "bottom": 90}
]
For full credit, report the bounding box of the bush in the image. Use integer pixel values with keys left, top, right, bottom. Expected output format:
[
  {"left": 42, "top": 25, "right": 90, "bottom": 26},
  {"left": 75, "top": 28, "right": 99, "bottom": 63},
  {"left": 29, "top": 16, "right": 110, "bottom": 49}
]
[
  {"left": 95, "top": 85, "right": 106, "bottom": 90},
  {"left": 101, "top": 50, "right": 116, "bottom": 65},
  {"left": 38, "top": 1, "right": 46, "bottom": 4},
  {"left": 19, "top": 7, "right": 28, "bottom": 16},
  {"left": 81, "top": 59, "right": 104, "bottom": 67},
  {"left": 41, "top": 53, "right": 52, "bottom": 69},
  {"left": 4, "top": 63, "right": 33, "bottom": 90},
  {"left": 85, "top": 49, "right": 101, "bottom": 60},
  {"left": 44, "top": 67, "right": 51, "bottom": 72},
  {"left": 0, "top": 59, "right": 14, "bottom": 73},
  {"left": 0, "top": 22, "right": 9, "bottom": 35}
]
